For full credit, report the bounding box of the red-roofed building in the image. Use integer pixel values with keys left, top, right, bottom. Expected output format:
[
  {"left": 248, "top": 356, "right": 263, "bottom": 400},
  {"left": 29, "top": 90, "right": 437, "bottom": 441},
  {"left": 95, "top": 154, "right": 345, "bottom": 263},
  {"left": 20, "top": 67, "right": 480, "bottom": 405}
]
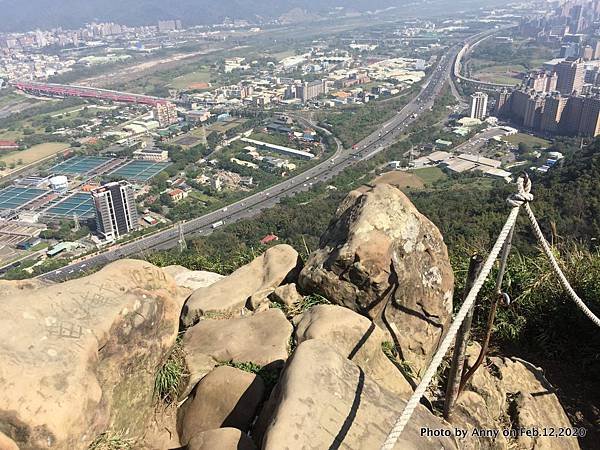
[
  {"left": 260, "top": 234, "right": 279, "bottom": 245},
  {"left": 167, "top": 188, "right": 187, "bottom": 203},
  {"left": 0, "top": 140, "right": 18, "bottom": 151}
]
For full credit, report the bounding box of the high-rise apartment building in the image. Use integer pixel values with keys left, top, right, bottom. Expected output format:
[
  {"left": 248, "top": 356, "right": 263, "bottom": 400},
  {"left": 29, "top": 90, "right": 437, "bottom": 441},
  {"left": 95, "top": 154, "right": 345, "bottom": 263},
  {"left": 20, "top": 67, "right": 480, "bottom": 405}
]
[
  {"left": 508, "top": 89, "right": 534, "bottom": 123},
  {"left": 524, "top": 71, "right": 557, "bottom": 93},
  {"left": 578, "top": 96, "right": 600, "bottom": 136},
  {"left": 469, "top": 92, "right": 488, "bottom": 120},
  {"left": 581, "top": 45, "right": 594, "bottom": 61},
  {"left": 495, "top": 88, "right": 511, "bottom": 116},
  {"left": 540, "top": 93, "right": 568, "bottom": 133},
  {"left": 594, "top": 40, "right": 600, "bottom": 60},
  {"left": 92, "top": 181, "right": 138, "bottom": 241},
  {"left": 554, "top": 58, "right": 585, "bottom": 94},
  {"left": 561, "top": 96, "right": 585, "bottom": 135},
  {"left": 158, "top": 20, "right": 183, "bottom": 32},
  {"left": 154, "top": 101, "right": 178, "bottom": 127},
  {"left": 523, "top": 94, "right": 546, "bottom": 129},
  {"left": 295, "top": 80, "right": 327, "bottom": 103}
]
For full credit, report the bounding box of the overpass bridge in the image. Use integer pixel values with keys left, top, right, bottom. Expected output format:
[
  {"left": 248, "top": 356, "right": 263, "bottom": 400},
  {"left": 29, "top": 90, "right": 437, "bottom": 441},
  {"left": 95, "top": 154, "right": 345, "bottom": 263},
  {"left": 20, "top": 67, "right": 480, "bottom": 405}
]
[
  {"left": 12, "top": 80, "right": 170, "bottom": 106},
  {"left": 452, "top": 25, "right": 519, "bottom": 93}
]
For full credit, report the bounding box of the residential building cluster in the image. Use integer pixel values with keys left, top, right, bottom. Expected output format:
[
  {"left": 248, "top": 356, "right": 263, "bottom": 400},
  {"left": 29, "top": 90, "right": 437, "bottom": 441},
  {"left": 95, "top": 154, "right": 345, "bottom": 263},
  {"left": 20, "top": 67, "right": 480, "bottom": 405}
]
[
  {"left": 182, "top": 51, "right": 427, "bottom": 111},
  {"left": 519, "top": 0, "right": 600, "bottom": 38},
  {"left": 494, "top": 57, "right": 600, "bottom": 136}
]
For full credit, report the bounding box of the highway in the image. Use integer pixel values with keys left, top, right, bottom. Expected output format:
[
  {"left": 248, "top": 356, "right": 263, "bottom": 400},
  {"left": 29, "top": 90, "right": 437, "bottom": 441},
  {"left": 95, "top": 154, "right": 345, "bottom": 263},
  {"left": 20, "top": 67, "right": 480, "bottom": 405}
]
[{"left": 39, "top": 44, "right": 460, "bottom": 283}]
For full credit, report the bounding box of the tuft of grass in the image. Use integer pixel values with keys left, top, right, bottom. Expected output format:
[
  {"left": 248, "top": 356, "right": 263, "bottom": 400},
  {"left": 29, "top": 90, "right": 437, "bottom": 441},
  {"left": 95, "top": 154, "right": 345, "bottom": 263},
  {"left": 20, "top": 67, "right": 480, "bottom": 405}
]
[
  {"left": 381, "top": 341, "right": 397, "bottom": 361},
  {"left": 88, "top": 431, "right": 134, "bottom": 450},
  {"left": 281, "top": 293, "right": 331, "bottom": 318},
  {"left": 154, "top": 336, "right": 188, "bottom": 405},
  {"left": 222, "top": 360, "right": 281, "bottom": 393},
  {"left": 381, "top": 341, "right": 419, "bottom": 383}
]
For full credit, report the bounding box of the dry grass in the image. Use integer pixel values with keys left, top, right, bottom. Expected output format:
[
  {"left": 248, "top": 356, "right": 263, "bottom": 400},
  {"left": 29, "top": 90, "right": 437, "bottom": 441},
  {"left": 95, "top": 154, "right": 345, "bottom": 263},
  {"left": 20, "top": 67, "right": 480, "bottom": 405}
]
[
  {"left": 372, "top": 170, "right": 425, "bottom": 189},
  {"left": 0, "top": 142, "right": 69, "bottom": 166}
]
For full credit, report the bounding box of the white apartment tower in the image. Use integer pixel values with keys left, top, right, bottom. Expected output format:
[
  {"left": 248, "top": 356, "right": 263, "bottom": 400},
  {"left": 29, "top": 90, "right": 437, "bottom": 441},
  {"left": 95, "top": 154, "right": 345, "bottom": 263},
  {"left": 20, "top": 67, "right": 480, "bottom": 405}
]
[{"left": 470, "top": 92, "right": 489, "bottom": 120}]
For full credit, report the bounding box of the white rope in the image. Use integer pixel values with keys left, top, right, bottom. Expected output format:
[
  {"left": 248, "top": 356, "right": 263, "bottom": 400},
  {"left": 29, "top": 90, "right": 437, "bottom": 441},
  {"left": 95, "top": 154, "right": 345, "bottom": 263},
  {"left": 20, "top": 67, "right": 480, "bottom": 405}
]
[
  {"left": 523, "top": 202, "right": 600, "bottom": 328},
  {"left": 380, "top": 206, "right": 521, "bottom": 450},
  {"left": 381, "top": 173, "right": 600, "bottom": 449}
]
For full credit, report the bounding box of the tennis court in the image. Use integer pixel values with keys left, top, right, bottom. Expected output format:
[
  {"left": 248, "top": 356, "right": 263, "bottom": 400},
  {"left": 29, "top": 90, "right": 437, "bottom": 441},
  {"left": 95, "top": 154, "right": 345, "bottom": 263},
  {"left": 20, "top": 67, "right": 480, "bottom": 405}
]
[
  {"left": 107, "top": 160, "right": 171, "bottom": 181},
  {"left": 45, "top": 193, "right": 95, "bottom": 218},
  {"left": 0, "top": 186, "right": 48, "bottom": 211},
  {"left": 50, "top": 156, "right": 115, "bottom": 175}
]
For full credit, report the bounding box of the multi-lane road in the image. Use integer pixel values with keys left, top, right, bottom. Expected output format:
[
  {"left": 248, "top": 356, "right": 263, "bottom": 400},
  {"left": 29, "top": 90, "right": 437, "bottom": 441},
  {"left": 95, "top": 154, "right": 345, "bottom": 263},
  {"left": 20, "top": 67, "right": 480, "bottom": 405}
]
[{"left": 39, "top": 44, "right": 460, "bottom": 283}]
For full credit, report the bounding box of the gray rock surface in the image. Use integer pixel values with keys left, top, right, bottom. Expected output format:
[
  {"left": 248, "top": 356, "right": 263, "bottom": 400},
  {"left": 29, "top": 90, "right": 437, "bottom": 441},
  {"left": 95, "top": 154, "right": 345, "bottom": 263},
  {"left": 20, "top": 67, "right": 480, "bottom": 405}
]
[
  {"left": 0, "top": 260, "right": 184, "bottom": 449},
  {"left": 452, "top": 343, "right": 580, "bottom": 450},
  {"left": 182, "top": 308, "right": 292, "bottom": 394},
  {"left": 179, "top": 366, "right": 265, "bottom": 444},
  {"left": 293, "top": 304, "right": 412, "bottom": 396},
  {"left": 258, "top": 339, "right": 458, "bottom": 450},
  {"left": 182, "top": 244, "right": 300, "bottom": 326},
  {"left": 186, "top": 428, "right": 257, "bottom": 450},
  {"left": 162, "top": 265, "right": 224, "bottom": 291},
  {"left": 270, "top": 283, "right": 303, "bottom": 308},
  {"left": 298, "top": 184, "right": 454, "bottom": 374}
]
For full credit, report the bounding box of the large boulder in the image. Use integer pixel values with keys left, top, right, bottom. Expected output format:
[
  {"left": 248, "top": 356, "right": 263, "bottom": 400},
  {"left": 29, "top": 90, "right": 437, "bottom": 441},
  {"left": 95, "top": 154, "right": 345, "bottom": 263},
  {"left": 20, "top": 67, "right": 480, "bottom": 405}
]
[
  {"left": 181, "top": 244, "right": 301, "bottom": 326},
  {"left": 186, "top": 428, "right": 256, "bottom": 450},
  {"left": 293, "top": 305, "right": 412, "bottom": 396},
  {"left": 178, "top": 366, "right": 265, "bottom": 445},
  {"left": 162, "top": 265, "right": 224, "bottom": 291},
  {"left": 258, "top": 339, "right": 457, "bottom": 449},
  {"left": 452, "top": 343, "right": 580, "bottom": 450},
  {"left": 0, "top": 260, "right": 184, "bottom": 449},
  {"left": 181, "top": 309, "right": 292, "bottom": 396},
  {"left": 298, "top": 184, "right": 454, "bottom": 373}
]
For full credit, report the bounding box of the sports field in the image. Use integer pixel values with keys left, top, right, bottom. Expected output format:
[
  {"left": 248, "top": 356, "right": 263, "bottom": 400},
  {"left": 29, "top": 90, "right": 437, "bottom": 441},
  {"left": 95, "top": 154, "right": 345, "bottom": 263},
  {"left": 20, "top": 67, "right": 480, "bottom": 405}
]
[
  {"left": 170, "top": 70, "right": 212, "bottom": 90},
  {"left": 502, "top": 133, "right": 551, "bottom": 148}
]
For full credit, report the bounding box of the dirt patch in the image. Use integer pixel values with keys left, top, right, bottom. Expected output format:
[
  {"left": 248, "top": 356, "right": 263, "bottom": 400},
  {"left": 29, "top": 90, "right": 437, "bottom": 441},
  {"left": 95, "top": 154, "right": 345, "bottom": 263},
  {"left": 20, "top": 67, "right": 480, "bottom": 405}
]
[{"left": 371, "top": 171, "right": 425, "bottom": 189}]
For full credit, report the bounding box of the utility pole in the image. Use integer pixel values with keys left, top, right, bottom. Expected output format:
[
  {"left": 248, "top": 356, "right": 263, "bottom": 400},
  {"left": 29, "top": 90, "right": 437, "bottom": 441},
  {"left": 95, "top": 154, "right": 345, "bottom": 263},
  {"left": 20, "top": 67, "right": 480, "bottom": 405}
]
[
  {"left": 178, "top": 222, "right": 187, "bottom": 252},
  {"left": 200, "top": 126, "right": 208, "bottom": 147},
  {"left": 443, "top": 254, "right": 484, "bottom": 421}
]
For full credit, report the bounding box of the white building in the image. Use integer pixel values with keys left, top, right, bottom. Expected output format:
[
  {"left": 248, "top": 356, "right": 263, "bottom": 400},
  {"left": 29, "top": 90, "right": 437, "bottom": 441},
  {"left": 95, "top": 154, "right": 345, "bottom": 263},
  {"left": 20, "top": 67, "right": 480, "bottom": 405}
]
[
  {"left": 469, "top": 92, "right": 489, "bottom": 120},
  {"left": 132, "top": 148, "right": 169, "bottom": 162}
]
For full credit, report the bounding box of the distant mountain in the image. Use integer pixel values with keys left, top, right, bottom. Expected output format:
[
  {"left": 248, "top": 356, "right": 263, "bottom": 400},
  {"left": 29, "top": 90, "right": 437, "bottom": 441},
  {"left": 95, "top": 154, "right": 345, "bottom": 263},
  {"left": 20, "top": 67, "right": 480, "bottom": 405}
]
[{"left": 0, "top": 0, "right": 405, "bottom": 32}]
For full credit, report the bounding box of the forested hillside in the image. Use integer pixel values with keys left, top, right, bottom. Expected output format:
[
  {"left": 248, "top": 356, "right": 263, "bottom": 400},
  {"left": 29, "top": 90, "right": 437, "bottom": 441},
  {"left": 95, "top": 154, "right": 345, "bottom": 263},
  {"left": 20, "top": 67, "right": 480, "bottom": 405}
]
[{"left": 0, "top": 0, "right": 506, "bottom": 32}]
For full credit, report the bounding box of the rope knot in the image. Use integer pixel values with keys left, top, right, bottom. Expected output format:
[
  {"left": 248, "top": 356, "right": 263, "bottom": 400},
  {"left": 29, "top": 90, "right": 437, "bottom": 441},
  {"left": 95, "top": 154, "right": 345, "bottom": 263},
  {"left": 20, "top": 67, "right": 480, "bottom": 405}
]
[{"left": 507, "top": 172, "right": 533, "bottom": 207}]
